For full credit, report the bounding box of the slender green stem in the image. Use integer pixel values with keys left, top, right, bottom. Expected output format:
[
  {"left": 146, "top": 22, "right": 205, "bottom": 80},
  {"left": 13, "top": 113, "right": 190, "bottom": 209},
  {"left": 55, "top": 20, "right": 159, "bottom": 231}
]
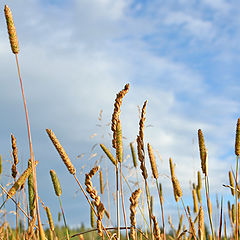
[{"left": 58, "top": 196, "right": 69, "bottom": 240}]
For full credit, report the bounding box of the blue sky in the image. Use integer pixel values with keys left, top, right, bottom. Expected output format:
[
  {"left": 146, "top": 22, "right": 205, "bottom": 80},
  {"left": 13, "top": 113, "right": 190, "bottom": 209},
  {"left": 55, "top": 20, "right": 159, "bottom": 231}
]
[{"left": 0, "top": 0, "right": 240, "bottom": 234}]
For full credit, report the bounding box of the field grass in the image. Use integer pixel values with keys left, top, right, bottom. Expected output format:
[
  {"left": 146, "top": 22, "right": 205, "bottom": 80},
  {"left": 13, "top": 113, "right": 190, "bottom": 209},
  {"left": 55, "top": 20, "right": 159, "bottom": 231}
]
[{"left": 1, "top": 4, "right": 240, "bottom": 240}]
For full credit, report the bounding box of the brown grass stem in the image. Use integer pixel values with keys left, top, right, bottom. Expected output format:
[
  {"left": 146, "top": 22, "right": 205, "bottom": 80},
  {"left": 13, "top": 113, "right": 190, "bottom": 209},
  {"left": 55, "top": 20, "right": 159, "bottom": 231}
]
[
  {"left": 59, "top": 196, "right": 70, "bottom": 240},
  {"left": 116, "top": 162, "right": 120, "bottom": 240},
  {"left": 119, "top": 163, "right": 129, "bottom": 240},
  {"left": 15, "top": 53, "right": 44, "bottom": 239},
  {"left": 73, "top": 174, "right": 111, "bottom": 240},
  {"left": 236, "top": 155, "right": 239, "bottom": 240},
  {"left": 155, "top": 179, "right": 166, "bottom": 240}
]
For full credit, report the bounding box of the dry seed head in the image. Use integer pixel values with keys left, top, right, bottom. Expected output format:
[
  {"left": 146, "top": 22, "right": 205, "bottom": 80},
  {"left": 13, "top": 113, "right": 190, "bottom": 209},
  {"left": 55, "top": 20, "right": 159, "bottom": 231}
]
[
  {"left": 99, "top": 170, "right": 104, "bottom": 195},
  {"left": 232, "top": 204, "right": 236, "bottom": 224},
  {"left": 171, "top": 176, "right": 182, "bottom": 202},
  {"left": 130, "top": 142, "right": 137, "bottom": 168},
  {"left": 147, "top": 143, "right": 158, "bottom": 179},
  {"left": 100, "top": 144, "right": 116, "bottom": 166},
  {"left": 111, "top": 83, "right": 129, "bottom": 148},
  {"left": 46, "top": 129, "right": 75, "bottom": 175},
  {"left": 11, "top": 164, "right": 17, "bottom": 179},
  {"left": 189, "top": 214, "right": 197, "bottom": 239},
  {"left": 198, "top": 129, "right": 207, "bottom": 176},
  {"left": 4, "top": 5, "right": 19, "bottom": 54},
  {"left": 130, "top": 188, "right": 141, "bottom": 240},
  {"left": 11, "top": 134, "right": 19, "bottom": 165},
  {"left": 152, "top": 215, "right": 161, "bottom": 240},
  {"left": 197, "top": 171, "right": 201, "bottom": 190},
  {"left": 50, "top": 169, "right": 62, "bottom": 197},
  {"left": 137, "top": 136, "right": 148, "bottom": 179},
  {"left": 192, "top": 188, "right": 199, "bottom": 213},
  {"left": 116, "top": 120, "right": 123, "bottom": 163},
  {"left": 8, "top": 162, "right": 37, "bottom": 200},
  {"left": 235, "top": 118, "right": 240, "bottom": 156},
  {"left": 229, "top": 171, "right": 235, "bottom": 196},
  {"left": 198, "top": 206, "right": 204, "bottom": 240},
  {"left": 46, "top": 207, "right": 54, "bottom": 231},
  {"left": 196, "top": 186, "right": 202, "bottom": 204},
  {"left": 58, "top": 212, "right": 61, "bottom": 223},
  {"left": 177, "top": 214, "right": 183, "bottom": 236},
  {"left": 139, "top": 100, "right": 147, "bottom": 141},
  {"left": 150, "top": 195, "right": 153, "bottom": 215},
  {"left": 169, "top": 158, "right": 175, "bottom": 177},
  {"left": 159, "top": 183, "right": 163, "bottom": 205}
]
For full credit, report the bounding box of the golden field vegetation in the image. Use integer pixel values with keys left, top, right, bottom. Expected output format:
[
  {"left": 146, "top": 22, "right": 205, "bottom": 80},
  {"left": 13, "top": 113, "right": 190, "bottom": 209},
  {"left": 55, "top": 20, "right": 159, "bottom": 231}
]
[{"left": 1, "top": 4, "right": 240, "bottom": 240}]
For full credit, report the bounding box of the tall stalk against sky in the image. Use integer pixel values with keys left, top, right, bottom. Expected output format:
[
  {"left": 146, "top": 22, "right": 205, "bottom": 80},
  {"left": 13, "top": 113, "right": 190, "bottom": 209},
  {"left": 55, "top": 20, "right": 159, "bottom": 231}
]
[{"left": 4, "top": 5, "right": 45, "bottom": 239}]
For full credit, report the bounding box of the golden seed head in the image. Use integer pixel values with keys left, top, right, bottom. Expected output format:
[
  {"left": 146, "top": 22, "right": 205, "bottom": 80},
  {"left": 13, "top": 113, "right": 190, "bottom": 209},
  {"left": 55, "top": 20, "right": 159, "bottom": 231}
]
[
  {"left": 111, "top": 83, "right": 129, "bottom": 148},
  {"left": 130, "top": 142, "right": 137, "bottom": 168},
  {"left": 172, "top": 176, "right": 182, "bottom": 202},
  {"left": 198, "top": 206, "right": 204, "bottom": 240},
  {"left": 137, "top": 136, "right": 148, "bottom": 179},
  {"left": 169, "top": 158, "right": 175, "bottom": 177},
  {"left": 197, "top": 171, "right": 201, "bottom": 190},
  {"left": 147, "top": 143, "right": 158, "bottom": 179},
  {"left": 11, "top": 134, "right": 19, "bottom": 165},
  {"left": 139, "top": 100, "right": 147, "bottom": 142},
  {"left": 232, "top": 204, "right": 236, "bottom": 224},
  {"left": 229, "top": 171, "right": 235, "bottom": 196},
  {"left": 8, "top": 163, "right": 37, "bottom": 200},
  {"left": 235, "top": 118, "right": 240, "bottom": 156},
  {"left": 192, "top": 188, "right": 199, "bottom": 213},
  {"left": 99, "top": 170, "right": 104, "bottom": 195},
  {"left": 46, "top": 207, "right": 54, "bottom": 231},
  {"left": 46, "top": 129, "right": 75, "bottom": 175},
  {"left": 152, "top": 215, "right": 161, "bottom": 240},
  {"left": 50, "top": 169, "right": 62, "bottom": 197},
  {"left": 4, "top": 5, "right": 19, "bottom": 54},
  {"left": 130, "top": 188, "right": 142, "bottom": 240},
  {"left": 196, "top": 186, "right": 202, "bottom": 204},
  {"left": 116, "top": 120, "right": 123, "bottom": 163},
  {"left": 11, "top": 164, "right": 17, "bottom": 179},
  {"left": 198, "top": 129, "right": 207, "bottom": 176},
  {"left": 100, "top": 144, "right": 116, "bottom": 166}
]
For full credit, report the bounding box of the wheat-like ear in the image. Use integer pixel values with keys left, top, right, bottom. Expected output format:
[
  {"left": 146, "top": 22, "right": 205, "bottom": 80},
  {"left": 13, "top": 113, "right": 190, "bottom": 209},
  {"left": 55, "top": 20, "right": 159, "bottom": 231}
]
[
  {"left": 46, "top": 206, "right": 54, "bottom": 232},
  {"left": 130, "top": 142, "right": 137, "bottom": 168},
  {"left": 151, "top": 215, "right": 161, "bottom": 240},
  {"left": 192, "top": 188, "right": 198, "bottom": 213},
  {"left": 4, "top": 5, "right": 19, "bottom": 54},
  {"left": 198, "top": 129, "right": 207, "bottom": 176},
  {"left": 147, "top": 143, "right": 158, "bottom": 179},
  {"left": 235, "top": 118, "right": 240, "bottom": 156},
  {"left": 130, "top": 188, "right": 142, "bottom": 240},
  {"left": 116, "top": 120, "right": 123, "bottom": 163},
  {"left": 229, "top": 171, "right": 235, "bottom": 196},
  {"left": 100, "top": 144, "right": 116, "bottom": 166},
  {"left": 198, "top": 206, "right": 204, "bottom": 240},
  {"left": 50, "top": 169, "right": 62, "bottom": 197},
  {"left": 111, "top": 84, "right": 129, "bottom": 148},
  {"left": 46, "top": 129, "right": 76, "bottom": 175}
]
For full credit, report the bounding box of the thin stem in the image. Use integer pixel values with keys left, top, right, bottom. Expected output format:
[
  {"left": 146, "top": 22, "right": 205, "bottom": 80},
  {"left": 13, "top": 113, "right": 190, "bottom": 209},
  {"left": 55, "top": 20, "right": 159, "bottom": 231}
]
[
  {"left": 105, "top": 159, "right": 111, "bottom": 227},
  {"left": 156, "top": 180, "right": 165, "bottom": 240},
  {"left": 116, "top": 162, "right": 120, "bottom": 240},
  {"left": 205, "top": 175, "right": 214, "bottom": 239},
  {"left": 144, "top": 180, "right": 154, "bottom": 240},
  {"left": 70, "top": 226, "right": 149, "bottom": 240},
  {"left": 15, "top": 54, "right": 43, "bottom": 237},
  {"left": 59, "top": 196, "right": 69, "bottom": 240},
  {"left": 119, "top": 163, "right": 129, "bottom": 240},
  {"left": 0, "top": 184, "right": 38, "bottom": 228},
  {"left": 73, "top": 174, "right": 111, "bottom": 240},
  {"left": 15, "top": 182, "right": 18, "bottom": 240}
]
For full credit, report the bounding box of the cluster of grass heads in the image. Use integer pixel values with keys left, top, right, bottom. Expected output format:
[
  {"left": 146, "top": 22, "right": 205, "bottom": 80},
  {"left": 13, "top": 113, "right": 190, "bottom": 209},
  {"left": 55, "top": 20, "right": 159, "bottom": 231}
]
[{"left": 1, "top": 4, "right": 240, "bottom": 240}]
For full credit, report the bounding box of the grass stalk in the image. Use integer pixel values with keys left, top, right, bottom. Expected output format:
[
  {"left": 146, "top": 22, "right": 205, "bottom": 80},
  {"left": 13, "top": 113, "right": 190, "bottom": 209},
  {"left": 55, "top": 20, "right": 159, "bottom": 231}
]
[
  {"left": 236, "top": 155, "right": 239, "bottom": 240},
  {"left": 119, "top": 162, "right": 129, "bottom": 240},
  {"left": 58, "top": 196, "right": 69, "bottom": 240}
]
